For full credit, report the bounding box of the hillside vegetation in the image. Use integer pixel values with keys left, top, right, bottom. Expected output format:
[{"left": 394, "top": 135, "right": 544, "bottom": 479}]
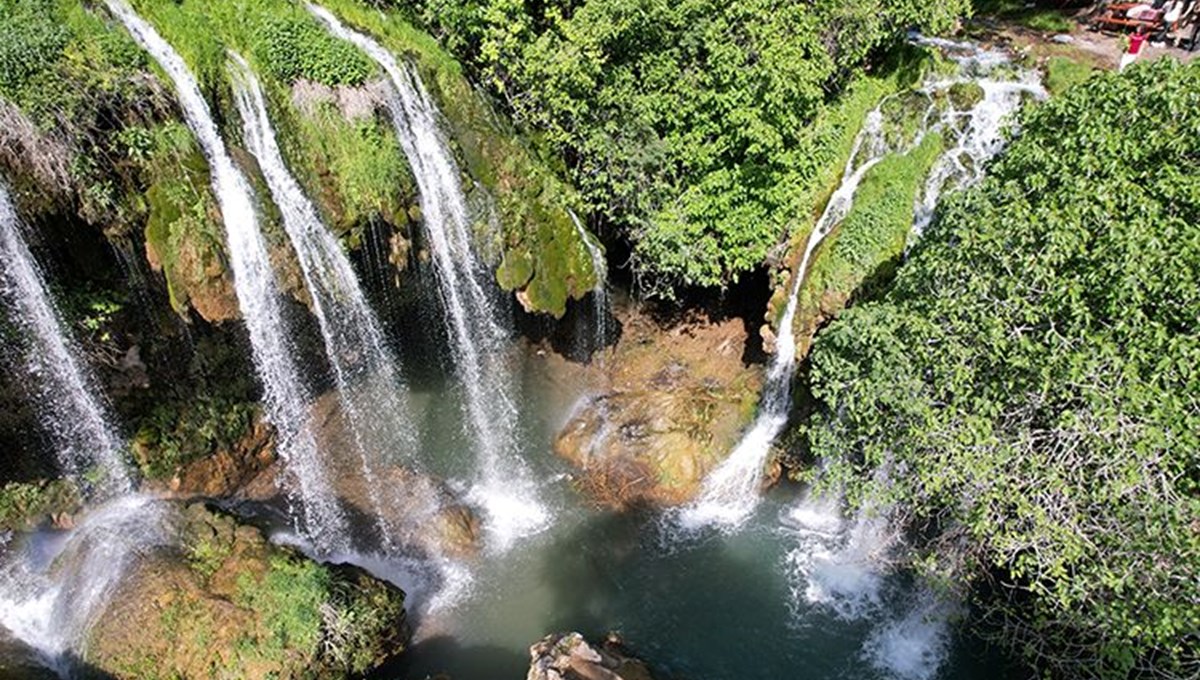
[{"left": 808, "top": 60, "right": 1200, "bottom": 678}]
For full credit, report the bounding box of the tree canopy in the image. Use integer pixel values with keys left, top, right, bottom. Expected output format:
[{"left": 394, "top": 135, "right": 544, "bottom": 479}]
[
  {"left": 405, "top": 0, "right": 969, "bottom": 296},
  {"left": 808, "top": 59, "right": 1200, "bottom": 678}
]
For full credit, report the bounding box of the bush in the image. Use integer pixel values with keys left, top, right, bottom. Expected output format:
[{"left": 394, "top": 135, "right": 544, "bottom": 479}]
[
  {"left": 808, "top": 60, "right": 1200, "bottom": 678},
  {"left": 254, "top": 14, "right": 373, "bottom": 86}
]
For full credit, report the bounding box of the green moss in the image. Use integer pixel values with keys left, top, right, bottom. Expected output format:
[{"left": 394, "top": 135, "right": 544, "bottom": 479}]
[
  {"left": 278, "top": 97, "right": 414, "bottom": 241},
  {"left": 792, "top": 132, "right": 946, "bottom": 347},
  {"left": 142, "top": 121, "right": 230, "bottom": 318},
  {"left": 0, "top": 479, "right": 80, "bottom": 530},
  {"left": 235, "top": 554, "right": 327, "bottom": 661},
  {"left": 948, "top": 82, "right": 985, "bottom": 110},
  {"left": 132, "top": 395, "right": 256, "bottom": 480},
  {"left": 311, "top": 0, "right": 599, "bottom": 316}
]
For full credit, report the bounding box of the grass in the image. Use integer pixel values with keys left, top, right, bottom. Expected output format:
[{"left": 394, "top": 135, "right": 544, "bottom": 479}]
[
  {"left": 973, "top": 0, "right": 1076, "bottom": 33},
  {"left": 1045, "top": 54, "right": 1101, "bottom": 95},
  {"left": 792, "top": 132, "right": 946, "bottom": 349}
]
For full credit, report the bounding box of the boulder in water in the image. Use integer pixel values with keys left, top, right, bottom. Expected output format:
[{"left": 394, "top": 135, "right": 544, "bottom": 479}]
[
  {"left": 527, "top": 632, "right": 655, "bottom": 680},
  {"left": 554, "top": 310, "right": 762, "bottom": 507}
]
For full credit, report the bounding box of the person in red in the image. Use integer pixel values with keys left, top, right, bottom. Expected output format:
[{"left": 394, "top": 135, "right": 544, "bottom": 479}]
[{"left": 1121, "top": 25, "right": 1149, "bottom": 71}]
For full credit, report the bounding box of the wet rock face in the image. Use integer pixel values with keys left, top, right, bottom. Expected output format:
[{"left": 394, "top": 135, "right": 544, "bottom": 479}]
[
  {"left": 554, "top": 310, "right": 763, "bottom": 507},
  {"left": 237, "top": 390, "right": 482, "bottom": 559},
  {"left": 0, "top": 627, "right": 57, "bottom": 680},
  {"left": 527, "top": 633, "right": 655, "bottom": 680},
  {"left": 165, "top": 413, "right": 277, "bottom": 498},
  {"left": 83, "top": 501, "right": 408, "bottom": 679}
]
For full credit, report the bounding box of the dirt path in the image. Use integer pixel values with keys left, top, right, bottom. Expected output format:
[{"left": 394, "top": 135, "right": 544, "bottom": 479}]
[{"left": 970, "top": 12, "right": 1200, "bottom": 70}]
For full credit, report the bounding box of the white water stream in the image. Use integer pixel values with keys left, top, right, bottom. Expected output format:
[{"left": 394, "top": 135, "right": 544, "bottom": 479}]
[
  {"left": 569, "top": 210, "right": 609, "bottom": 356},
  {"left": 105, "top": 0, "right": 348, "bottom": 550},
  {"left": 230, "top": 54, "right": 425, "bottom": 551},
  {"left": 307, "top": 3, "right": 548, "bottom": 550},
  {"left": 0, "top": 184, "right": 129, "bottom": 498}
]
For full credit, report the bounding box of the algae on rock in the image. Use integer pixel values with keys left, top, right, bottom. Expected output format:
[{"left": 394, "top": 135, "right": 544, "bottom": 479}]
[{"left": 83, "top": 501, "right": 408, "bottom": 679}]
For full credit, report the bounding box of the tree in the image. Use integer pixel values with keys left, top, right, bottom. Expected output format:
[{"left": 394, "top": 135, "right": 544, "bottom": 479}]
[{"left": 405, "top": 0, "right": 970, "bottom": 296}]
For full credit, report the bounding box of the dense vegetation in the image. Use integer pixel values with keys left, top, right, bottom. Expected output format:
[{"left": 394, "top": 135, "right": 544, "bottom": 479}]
[
  {"left": 808, "top": 60, "right": 1200, "bottom": 677},
  {"left": 403, "top": 0, "right": 970, "bottom": 296}
]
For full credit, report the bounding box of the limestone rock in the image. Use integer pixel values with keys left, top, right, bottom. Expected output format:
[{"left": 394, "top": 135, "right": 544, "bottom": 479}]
[
  {"left": 554, "top": 309, "right": 762, "bottom": 507},
  {"left": 83, "top": 501, "right": 408, "bottom": 679},
  {"left": 527, "top": 633, "right": 654, "bottom": 680}
]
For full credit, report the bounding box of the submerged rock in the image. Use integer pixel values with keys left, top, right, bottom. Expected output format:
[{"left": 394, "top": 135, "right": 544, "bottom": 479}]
[
  {"left": 554, "top": 309, "right": 762, "bottom": 507},
  {"left": 527, "top": 632, "right": 655, "bottom": 680},
  {"left": 83, "top": 501, "right": 408, "bottom": 679}
]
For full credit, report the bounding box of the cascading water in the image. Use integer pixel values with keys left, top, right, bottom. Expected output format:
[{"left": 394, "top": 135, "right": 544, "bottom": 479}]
[
  {"left": 569, "top": 210, "right": 609, "bottom": 357},
  {"left": 307, "top": 3, "right": 547, "bottom": 549},
  {"left": 779, "top": 40, "right": 1042, "bottom": 680},
  {"left": 229, "top": 54, "right": 424, "bottom": 551},
  {"left": 0, "top": 183, "right": 129, "bottom": 498},
  {"left": 0, "top": 495, "right": 169, "bottom": 674},
  {"left": 911, "top": 39, "right": 1046, "bottom": 237},
  {"left": 104, "top": 0, "right": 348, "bottom": 550},
  {"left": 677, "top": 108, "right": 896, "bottom": 531}
]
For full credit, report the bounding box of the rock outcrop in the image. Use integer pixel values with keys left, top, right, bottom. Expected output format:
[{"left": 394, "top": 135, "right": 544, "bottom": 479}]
[
  {"left": 83, "top": 501, "right": 408, "bottom": 679},
  {"left": 527, "top": 633, "right": 655, "bottom": 680},
  {"left": 554, "top": 308, "right": 762, "bottom": 507}
]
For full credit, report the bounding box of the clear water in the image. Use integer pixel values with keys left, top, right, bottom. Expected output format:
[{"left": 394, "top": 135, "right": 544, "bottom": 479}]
[{"left": 349, "top": 349, "right": 1015, "bottom": 680}]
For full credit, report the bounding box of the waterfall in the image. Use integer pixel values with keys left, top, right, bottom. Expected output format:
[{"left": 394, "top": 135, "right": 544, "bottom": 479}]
[
  {"left": 777, "top": 40, "right": 1041, "bottom": 680},
  {"left": 229, "top": 54, "right": 423, "bottom": 551},
  {"left": 911, "top": 46, "right": 1046, "bottom": 237},
  {"left": 569, "top": 210, "right": 609, "bottom": 357},
  {"left": 677, "top": 109, "right": 894, "bottom": 531},
  {"left": 0, "top": 495, "right": 169, "bottom": 674},
  {"left": 104, "top": 0, "right": 348, "bottom": 550},
  {"left": 307, "top": 3, "right": 547, "bottom": 550},
  {"left": 0, "top": 183, "right": 129, "bottom": 498}
]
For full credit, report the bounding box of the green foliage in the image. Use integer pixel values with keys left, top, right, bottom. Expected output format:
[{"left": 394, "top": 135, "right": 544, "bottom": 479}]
[
  {"left": 283, "top": 100, "right": 412, "bottom": 238},
  {"left": 0, "top": 479, "right": 80, "bottom": 530},
  {"left": 973, "top": 0, "right": 1074, "bottom": 32},
  {"left": 0, "top": 0, "right": 69, "bottom": 98},
  {"left": 133, "top": 0, "right": 374, "bottom": 88},
  {"left": 255, "top": 14, "right": 373, "bottom": 86},
  {"left": 236, "top": 554, "right": 328, "bottom": 660},
  {"left": 808, "top": 60, "right": 1200, "bottom": 677},
  {"left": 133, "top": 395, "right": 255, "bottom": 479},
  {"left": 407, "top": 0, "right": 969, "bottom": 296},
  {"left": 794, "top": 131, "right": 944, "bottom": 342}
]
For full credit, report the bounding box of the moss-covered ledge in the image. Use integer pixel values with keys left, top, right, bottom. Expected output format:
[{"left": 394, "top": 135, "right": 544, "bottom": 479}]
[{"left": 310, "top": 0, "right": 600, "bottom": 317}]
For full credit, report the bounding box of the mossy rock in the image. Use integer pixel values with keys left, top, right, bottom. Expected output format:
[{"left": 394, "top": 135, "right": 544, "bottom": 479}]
[
  {"left": 83, "top": 501, "right": 408, "bottom": 679},
  {"left": 947, "top": 81, "right": 985, "bottom": 110}
]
